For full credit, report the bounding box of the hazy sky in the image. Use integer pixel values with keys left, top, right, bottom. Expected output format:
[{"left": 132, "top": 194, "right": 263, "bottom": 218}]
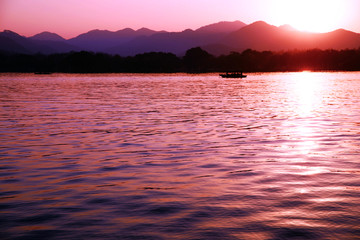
[{"left": 1, "top": 0, "right": 360, "bottom": 39}]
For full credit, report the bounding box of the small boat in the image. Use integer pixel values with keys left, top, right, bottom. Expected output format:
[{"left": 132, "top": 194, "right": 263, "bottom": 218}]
[{"left": 220, "top": 72, "right": 247, "bottom": 78}]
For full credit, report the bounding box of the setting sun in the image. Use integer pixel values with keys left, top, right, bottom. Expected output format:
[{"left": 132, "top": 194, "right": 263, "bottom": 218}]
[{"left": 271, "top": 0, "right": 347, "bottom": 32}]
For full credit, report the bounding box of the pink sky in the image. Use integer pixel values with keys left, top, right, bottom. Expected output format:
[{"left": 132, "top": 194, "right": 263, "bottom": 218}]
[{"left": 1, "top": 0, "right": 360, "bottom": 39}]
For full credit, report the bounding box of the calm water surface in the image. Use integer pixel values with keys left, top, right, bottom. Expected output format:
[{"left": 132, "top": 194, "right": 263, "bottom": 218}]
[{"left": 1, "top": 72, "right": 360, "bottom": 239}]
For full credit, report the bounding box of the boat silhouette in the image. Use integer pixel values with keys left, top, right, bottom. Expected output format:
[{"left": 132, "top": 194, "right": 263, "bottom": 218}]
[{"left": 220, "top": 72, "right": 247, "bottom": 78}]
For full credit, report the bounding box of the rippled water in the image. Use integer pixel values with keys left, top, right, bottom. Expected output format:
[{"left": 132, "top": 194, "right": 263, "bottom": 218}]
[{"left": 1, "top": 72, "right": 360, "bottom": 239}]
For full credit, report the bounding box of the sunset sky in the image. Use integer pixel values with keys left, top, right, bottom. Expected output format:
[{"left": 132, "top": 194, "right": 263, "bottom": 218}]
[{"left": 1, "top": 0, "right": 360, "bottom": 39}]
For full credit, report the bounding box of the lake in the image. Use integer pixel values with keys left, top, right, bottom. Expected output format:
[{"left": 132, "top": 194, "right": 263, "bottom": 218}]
[{"left": 1, "top": 72, "right": 360, "bottom": 239}]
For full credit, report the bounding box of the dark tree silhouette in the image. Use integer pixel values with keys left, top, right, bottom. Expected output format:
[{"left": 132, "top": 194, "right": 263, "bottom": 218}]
[
  {"left": 1, "top": 47, "right": 360, "bottom": 73},
  {"left": 183, "top": 47, "right": 214, "bottom": 72}
]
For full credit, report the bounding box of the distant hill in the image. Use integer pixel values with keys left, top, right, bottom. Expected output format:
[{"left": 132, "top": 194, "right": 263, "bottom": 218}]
[
  {"left": 107, "top": 29, "right": 233, "bottom": 56},
  {"left": 195, "top": 20, "right": 247, "bottom": 33},
  {"left": 219, "top": 21, "right": 360, "bottom": 53},
  {"left": 0, "top": 35, "right": 29, "bottom": 54},
  {"left": 1, "top": 20, "right": 360, "bottom": 56},
  {"left": 67, "top": 28, "right": 158, "bottom": 52},
  {"left": 314, "top": 29, "right": 360, "bottom": 49},
  {"left": 108, "top": 21, "right": 248, "bottom": 56},
  {"left": 0, "top": 30, "right": 49, "bottom": 54},
  {"left": 0, "top": 30, "right": 78, "bottom": 54},
  {"left": 29, "top": 31, "right": 66, "bottom": 41}
]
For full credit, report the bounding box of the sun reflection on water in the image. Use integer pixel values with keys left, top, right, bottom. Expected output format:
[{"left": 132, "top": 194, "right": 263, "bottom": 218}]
[
  {"left": 279, "top": 72, "right": 330, "bottom": 159},
  {"left": 291, "top": 71, "right": 325, "bottom": 116}
]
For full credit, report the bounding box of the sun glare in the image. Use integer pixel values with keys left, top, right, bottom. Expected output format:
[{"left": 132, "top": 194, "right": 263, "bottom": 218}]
[
  {"left": 271, "top": 0, "right": 346, "bottom": 32},
  {"left": 292, "top": 71, "right": 327, "bottom": 114}
]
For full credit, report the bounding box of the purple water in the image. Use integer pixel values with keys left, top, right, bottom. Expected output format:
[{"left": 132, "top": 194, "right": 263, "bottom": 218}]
[{"left": 1, "top": 72, "right": 360, "bottom": 239}]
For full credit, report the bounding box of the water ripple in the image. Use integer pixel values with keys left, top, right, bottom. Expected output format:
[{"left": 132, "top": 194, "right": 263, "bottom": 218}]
[{"left": 1, "top": 72, "right": 360, "bottom": 239}]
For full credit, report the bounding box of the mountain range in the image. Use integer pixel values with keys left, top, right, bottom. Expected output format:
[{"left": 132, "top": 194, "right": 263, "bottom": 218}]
[{"left": 1, "top": 20, "right": 360, "bottom": 56}]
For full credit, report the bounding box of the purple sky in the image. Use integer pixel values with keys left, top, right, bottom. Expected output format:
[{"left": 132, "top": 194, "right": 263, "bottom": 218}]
[{"left": 1, "top": 0, "right": 359, "bottom": 39}]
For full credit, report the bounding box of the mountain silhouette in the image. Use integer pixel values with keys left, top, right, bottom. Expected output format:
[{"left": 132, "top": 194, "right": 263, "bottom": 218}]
[
  {"left": 0, "top": 35, "right": 29, "bottom": 54},
  {"left": 108, "top": 21, "right": 248, "bottom": 56},
  {"left": 107, "top": 29, "right": 224, "bottom": 56},
  {"left": 195, "top": 20, "right": 247, "bottom": 33},
  {"left": 67, "top": 28, "right": 158, "bottom": 52},
  {"left": 1, "top": 20, "right": 360, "bottom": 56},
  {"left": 0, "top": 30, "right": 53, "bottom": 54},
  {"left": 29, "top": 31, "right": 66, "bottom": 41},
  {"left": 0, "top": 30, "right": 78, "bottom": 54},
  {"left": 220, "top": 21, "right": 360, "bottom": 53}
]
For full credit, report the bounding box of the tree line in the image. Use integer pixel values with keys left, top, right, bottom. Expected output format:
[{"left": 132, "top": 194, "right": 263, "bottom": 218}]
[{"left": 1, "top": 47, "right": 360, "bottom": 73}]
